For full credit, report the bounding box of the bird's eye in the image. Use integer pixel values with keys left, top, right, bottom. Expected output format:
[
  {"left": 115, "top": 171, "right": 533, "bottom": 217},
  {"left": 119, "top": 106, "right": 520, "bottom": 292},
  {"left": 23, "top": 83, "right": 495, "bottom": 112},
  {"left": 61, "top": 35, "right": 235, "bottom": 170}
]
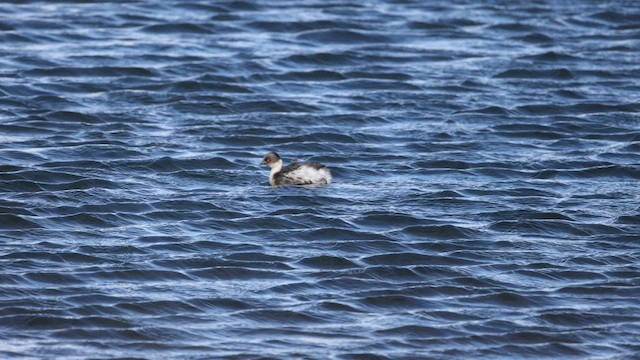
[{"left": 265, "top": 158, "right": 270, "bottom": 163}]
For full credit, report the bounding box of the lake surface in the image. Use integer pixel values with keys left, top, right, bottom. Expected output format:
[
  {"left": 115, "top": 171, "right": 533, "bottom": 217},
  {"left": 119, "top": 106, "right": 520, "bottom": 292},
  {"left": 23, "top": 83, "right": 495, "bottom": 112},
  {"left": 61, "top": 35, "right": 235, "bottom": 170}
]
[{"left": 1, "top": 1, "right": 640, "bottom": 358}]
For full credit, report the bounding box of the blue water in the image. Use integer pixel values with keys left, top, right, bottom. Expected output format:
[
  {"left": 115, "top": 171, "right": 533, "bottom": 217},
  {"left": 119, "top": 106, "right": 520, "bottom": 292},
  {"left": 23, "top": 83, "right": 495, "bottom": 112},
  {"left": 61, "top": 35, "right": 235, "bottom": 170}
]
[{"left": 1, "top": 1, "right": 640, "bottom": 358}]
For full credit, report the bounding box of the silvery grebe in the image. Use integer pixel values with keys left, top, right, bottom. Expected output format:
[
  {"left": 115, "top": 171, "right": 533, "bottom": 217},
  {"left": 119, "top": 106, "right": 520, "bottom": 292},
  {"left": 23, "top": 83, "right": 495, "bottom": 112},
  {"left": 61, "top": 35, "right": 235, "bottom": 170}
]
[{"left": 261, "top": 152, "right": 332, "bottom": 186}]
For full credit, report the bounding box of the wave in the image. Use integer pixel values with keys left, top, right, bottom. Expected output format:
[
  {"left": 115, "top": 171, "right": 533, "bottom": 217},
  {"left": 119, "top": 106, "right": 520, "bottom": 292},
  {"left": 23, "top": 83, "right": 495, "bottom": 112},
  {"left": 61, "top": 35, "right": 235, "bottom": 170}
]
[
  {"left": 1, "top": 1, "right": 639, "bottom": 359},
  {"left": 24, "top": 66, "right": 157, "bottom": 77},
  {"left": 297, "top": 29, "right": 389, "bottom": 44},
  {"left": 494, "top": 68, "right": 574, "bottom": 80}
]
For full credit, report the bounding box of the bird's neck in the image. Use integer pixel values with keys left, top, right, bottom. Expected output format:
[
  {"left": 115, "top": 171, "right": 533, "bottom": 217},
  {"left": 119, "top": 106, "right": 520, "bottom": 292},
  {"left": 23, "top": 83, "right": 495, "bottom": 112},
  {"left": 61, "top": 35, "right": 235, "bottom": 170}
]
[{"left": 269, "top": 160, "right": 283, "bottom": 186}]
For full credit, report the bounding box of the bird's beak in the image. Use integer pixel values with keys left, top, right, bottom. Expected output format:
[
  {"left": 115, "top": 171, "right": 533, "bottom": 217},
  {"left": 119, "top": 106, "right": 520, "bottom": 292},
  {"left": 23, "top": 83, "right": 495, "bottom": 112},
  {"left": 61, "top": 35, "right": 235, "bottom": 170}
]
[{"left": 260, "top": 160, "right": 266, "bottom": 166}]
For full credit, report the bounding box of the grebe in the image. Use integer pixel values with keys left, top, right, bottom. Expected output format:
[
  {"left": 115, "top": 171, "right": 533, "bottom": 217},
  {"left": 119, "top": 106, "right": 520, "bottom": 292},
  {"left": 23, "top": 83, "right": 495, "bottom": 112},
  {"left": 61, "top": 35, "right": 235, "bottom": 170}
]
[{"left": 261, "top": 152, "right": 332, "bottom": 186}]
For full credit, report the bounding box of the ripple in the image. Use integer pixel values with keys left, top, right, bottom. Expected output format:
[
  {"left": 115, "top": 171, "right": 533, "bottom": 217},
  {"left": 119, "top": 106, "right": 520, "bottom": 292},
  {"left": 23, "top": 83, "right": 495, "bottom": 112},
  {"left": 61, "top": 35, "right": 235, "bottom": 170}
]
[
  {"left": 375, "top": 324, "right": 465, "bottom": 338},
  {"left": 1, "top": 0, "right": 639, "bottom": 359},
  {"left": 297, "top": 29, "right": 389, "bottom": 44},
  {"left": 488, "top": 22, "right": 537, "bottom": 32},
  {"left": 517, "top": 103, "right": 640, "bottom": 115},
  {"left": 143, "top": 80, "right": 253, "bottom": 94},
  {"left": 357, "top": 294, "right": 431, "bottom": 310},
  {"left": 247, "top": 19, "right": 364, "bottom": 33},
  {"left": 144, "top": 156, "right": 239, "bottom": 172},
  {"left": 141, "top": 23, "right": 213, "bottom": 34},
  {"left": 0, "top": 214, "right": 41, "bottom": 229},
  {"left": 281, "top": 51, "right": 361, "bottom": 66},
  {"left": 521, "top": 32, "right": 554, "bottom": 43},
  {"left": 462, "top": 292, "right": 545, "bottom": 308},
  {"left": 399, "top": 225, "right": 481, "bottom": 239},
  {"left": 189, "top": 267, "right": 291, "bottom": 280},
  {"left": 296, "top": 255, "right": 359, "bottom": 269},
  {"left": 237, "top": 309, "right": 327, "bottom": 324},
  {"left": 362, "top": 252, "right": 480, "bottom": 266},
  {"left": 494, "top": 68, "right": 574, "bottom": 80},
  {"left": 24, "top": 66, "right": 157, "bottom": 77},
  {"left": 519, "top": 51, "right": 581, "bottom": 62},
  {"left": 263, "top": 70, "right": 346, "bottom": 81}
]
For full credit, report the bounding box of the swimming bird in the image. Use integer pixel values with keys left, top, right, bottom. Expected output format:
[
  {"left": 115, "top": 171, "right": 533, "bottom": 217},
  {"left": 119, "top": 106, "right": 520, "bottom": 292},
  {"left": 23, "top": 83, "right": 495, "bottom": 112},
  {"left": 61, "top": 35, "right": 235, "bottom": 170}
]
[{"left": 261, "top": 152, "right": 332, "bottom": 186}]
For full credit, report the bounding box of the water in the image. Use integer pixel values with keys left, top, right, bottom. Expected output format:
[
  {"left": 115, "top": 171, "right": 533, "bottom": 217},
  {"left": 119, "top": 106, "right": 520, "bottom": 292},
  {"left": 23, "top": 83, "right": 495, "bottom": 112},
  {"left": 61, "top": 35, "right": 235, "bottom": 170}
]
[{"left": 1, "top": 1, "right": 639, "bottom": 358}]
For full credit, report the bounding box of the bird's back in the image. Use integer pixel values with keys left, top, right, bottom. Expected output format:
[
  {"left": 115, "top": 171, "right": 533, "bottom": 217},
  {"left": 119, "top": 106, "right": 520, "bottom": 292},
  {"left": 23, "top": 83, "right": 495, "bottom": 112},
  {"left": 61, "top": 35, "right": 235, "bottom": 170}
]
[{"left": 275, "top": 161, "right": 331, "bottom": 185}]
